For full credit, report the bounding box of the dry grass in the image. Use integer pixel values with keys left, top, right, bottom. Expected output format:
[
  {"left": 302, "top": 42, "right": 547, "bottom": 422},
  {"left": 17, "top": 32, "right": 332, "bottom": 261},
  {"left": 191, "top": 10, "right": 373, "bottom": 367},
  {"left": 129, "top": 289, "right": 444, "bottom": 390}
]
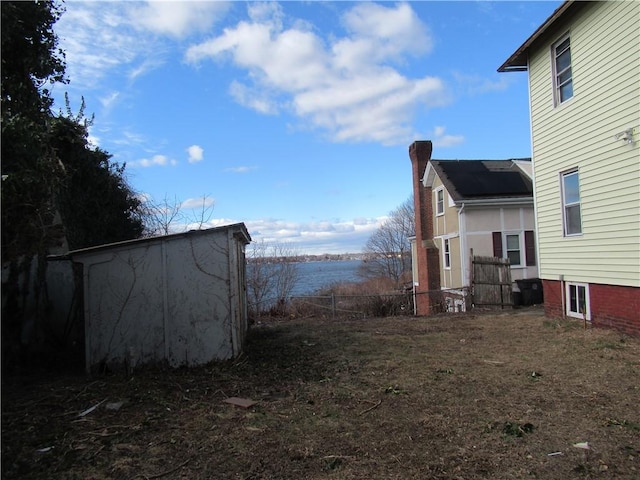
[{"left": 2, "top": 308, "right": 639, "bottom": 479}]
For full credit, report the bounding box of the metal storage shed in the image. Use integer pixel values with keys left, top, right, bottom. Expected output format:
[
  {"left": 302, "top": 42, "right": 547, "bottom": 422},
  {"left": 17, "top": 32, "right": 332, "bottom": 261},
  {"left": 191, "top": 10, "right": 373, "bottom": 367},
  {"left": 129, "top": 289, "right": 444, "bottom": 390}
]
[{"left": 68, "top": 223, "right": 251, "bottom": 372}]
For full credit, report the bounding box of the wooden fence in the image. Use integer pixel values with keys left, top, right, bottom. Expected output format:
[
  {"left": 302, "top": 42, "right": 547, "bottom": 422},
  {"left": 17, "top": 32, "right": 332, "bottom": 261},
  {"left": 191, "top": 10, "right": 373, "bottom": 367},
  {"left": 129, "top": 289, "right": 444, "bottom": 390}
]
[{"left": 471, "top": 254, "right": 512, "bottom": 309}]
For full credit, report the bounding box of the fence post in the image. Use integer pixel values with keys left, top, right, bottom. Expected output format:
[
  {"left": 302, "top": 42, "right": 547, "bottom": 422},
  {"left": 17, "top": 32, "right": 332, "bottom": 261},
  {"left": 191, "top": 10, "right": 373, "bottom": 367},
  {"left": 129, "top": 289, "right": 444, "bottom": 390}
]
[{"left": 331, "top": 293, "right": 336, "bottom": 319}]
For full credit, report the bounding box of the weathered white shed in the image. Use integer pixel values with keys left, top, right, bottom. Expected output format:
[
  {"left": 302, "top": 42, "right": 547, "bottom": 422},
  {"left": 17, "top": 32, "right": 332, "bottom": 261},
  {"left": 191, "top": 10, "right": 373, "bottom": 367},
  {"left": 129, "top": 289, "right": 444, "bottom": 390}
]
[{"left": 68, "top": 223, "right": 251, "bottom": 372}]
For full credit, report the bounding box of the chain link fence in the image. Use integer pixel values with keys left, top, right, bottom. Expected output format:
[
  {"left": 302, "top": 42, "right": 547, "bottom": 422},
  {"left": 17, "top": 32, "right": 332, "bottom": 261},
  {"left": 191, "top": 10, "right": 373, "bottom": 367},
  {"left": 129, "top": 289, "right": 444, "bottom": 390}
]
[{"left": 249, "top": 286, "right": 475, "bottom": 320}]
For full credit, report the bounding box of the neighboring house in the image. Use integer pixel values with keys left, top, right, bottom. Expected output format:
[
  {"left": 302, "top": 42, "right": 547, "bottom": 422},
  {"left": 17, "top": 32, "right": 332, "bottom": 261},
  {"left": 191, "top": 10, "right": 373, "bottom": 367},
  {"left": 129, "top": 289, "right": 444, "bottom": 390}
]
[
  {"left": 409, "top": 140, "right": 539, "bottom": 315},
  {"left": 65, "top": 223, "right": 251, "bottom": 372},
  {"left": 499, "top": 1, "right": 639, "bottom": 335}
]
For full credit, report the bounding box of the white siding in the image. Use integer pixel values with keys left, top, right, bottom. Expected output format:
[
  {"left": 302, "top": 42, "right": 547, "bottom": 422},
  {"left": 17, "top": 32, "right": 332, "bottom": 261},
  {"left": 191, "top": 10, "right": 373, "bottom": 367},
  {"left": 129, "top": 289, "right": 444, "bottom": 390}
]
[
  {"left": 461, "top": 206, "right": 538, "bottom": 285},
  {"left": 529, "top": 1, "right": 640, "bottom": 287}
]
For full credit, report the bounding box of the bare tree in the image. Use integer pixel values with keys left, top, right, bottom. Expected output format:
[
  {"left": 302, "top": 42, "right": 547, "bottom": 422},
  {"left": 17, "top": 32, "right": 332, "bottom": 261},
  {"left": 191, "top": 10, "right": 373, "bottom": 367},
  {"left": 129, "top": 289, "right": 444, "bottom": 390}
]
[
  {"left": 143, "top": 194, "right": 214, "bottom": 236},
  {"left": 246, "top": 241, "right": 301, "bottom": 316},
  {"left": 142, "top": 195, "right": 184, "bottom": 236},
  {"left": 184, "top": 195, "right": 215, "bottom": 230},
  {"left": 359, "top": 196, "right": 414, "bottom": 286}
]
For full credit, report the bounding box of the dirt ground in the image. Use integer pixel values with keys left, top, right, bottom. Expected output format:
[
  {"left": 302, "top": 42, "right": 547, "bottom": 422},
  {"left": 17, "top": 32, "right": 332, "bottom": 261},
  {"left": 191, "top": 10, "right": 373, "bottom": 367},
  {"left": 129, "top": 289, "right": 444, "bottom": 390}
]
[{"left": 2, "top": 308, "right": 639, "bottom": 479}]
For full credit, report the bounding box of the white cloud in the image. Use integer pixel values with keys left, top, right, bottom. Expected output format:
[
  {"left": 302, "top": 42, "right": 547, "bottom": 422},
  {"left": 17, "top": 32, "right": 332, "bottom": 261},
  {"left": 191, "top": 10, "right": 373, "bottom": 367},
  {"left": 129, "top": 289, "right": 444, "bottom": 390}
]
[
  {"left": 224, "top": 166, "right": 257, "bottom": 174},
  {"left": 338, "top": 2, "right": 432, "bottom": 64},
  {"left": 54, "top": 2, "right": 229, "bottom": 91},
  {"left": 193, "top": 217, "right": 385, "bottom": 254},
  {"left": 134, "top": 154, "right": 177, "bottom": 168},
  {"left": 181, "top": 196, "right": 215, "bottom": 209},
  {"left": 185, "top": 2, "right": 447, "bottom": 146},
  {"left": 128, "top": 59, "right": 164, "bottom": 81},
  {"left": 99, "top": 91, "right": 120, "bottom": 109},
  {"left": 112, "top": 130, "right": 147, "bottom": 147},
  {"left": 229, "top": 81, "right": 278, "bottom": 115},
  {"left": 87, "top": 132, "right": 100, "bottom": 148},
  {"left": 155, "top": 214, "right": 385, "bottom": 254},
  {"left": 430, "top": 126, "right": 465, "bottom": 148},
  {"left": 54, "top": 3, "right": 148, "bottom": 90},
  {"left": 131, "top": 1, "right": 230, "bottom": 38},
  {"left": 187, "top": 145, "right": 204, "bottom": 163}
]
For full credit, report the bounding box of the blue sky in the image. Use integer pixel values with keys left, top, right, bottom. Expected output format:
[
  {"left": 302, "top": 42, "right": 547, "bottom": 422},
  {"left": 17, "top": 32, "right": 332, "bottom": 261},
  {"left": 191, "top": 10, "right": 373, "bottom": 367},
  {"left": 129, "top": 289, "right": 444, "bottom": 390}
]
[{"left": 51, "top": 1, "right": 561, "bottom": 254}]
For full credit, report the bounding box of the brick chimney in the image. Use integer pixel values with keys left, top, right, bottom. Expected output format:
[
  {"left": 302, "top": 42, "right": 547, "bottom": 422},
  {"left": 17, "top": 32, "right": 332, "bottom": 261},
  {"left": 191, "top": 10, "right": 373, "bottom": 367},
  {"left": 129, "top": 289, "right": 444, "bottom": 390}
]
[{"left": 409, "top": 141, "right": 441, "bottom": 315}]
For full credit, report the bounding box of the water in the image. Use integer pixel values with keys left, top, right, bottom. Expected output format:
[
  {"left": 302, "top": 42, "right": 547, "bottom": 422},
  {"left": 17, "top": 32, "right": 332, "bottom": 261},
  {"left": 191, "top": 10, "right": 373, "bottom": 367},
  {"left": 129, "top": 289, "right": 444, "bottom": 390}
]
[{"left": 292, "top": 259, "right": 363, "bottom": 296}]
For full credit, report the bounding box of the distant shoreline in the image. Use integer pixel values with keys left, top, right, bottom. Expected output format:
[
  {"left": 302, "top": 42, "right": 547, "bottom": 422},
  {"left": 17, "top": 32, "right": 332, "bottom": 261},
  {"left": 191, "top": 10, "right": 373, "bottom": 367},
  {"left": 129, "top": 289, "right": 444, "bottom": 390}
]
[{"left": 248, "top": 253, "right": 366, "bottom": 263}]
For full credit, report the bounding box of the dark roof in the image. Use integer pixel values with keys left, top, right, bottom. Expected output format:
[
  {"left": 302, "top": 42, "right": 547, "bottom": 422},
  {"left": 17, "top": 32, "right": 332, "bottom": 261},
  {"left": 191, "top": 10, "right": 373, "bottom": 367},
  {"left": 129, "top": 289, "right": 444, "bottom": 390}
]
[
  {"left": 498, "top": 1, "right": 579, "bottom": 72},
  {"left": 429, "top": 159, "right": 533, "bottom": 201}
]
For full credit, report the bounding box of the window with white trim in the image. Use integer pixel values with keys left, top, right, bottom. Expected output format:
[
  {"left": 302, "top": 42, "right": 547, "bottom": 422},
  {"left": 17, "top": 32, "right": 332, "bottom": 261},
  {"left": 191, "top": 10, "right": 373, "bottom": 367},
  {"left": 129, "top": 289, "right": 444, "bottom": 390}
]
[
  {"left": 505, "top": 234, "right": 522, "bottom": 267},
  {"left": 561, "top": 170, "right": 582, "bottom": 236},
  {"left": 435, "top": 188, "right": 444, "bottom": 215},
  {"left": 552, "top": 34, "right": 573, "bottom": 105},
  {"left": 566, "top": 282, "right": 590, "bottom": 320},
  {"left": 443, "top": 238, "right": 451, "bottom": 269},
  {"left": 493, "top": 231, "right": 535, "bottom": 268}
]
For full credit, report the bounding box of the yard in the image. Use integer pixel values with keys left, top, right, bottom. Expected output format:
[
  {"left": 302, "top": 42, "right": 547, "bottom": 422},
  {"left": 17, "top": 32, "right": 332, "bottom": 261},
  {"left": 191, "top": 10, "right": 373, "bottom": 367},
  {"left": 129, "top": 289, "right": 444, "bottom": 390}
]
[{"left": 2, "top": 308, "right": 639, "bottom": 479}]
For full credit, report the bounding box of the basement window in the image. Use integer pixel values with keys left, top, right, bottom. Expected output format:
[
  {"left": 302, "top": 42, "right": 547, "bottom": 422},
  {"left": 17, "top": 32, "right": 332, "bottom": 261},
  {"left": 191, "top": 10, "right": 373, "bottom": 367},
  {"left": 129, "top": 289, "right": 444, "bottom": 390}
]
[{"left": 566, "top": 282, "right": 590, "bottom": 320}]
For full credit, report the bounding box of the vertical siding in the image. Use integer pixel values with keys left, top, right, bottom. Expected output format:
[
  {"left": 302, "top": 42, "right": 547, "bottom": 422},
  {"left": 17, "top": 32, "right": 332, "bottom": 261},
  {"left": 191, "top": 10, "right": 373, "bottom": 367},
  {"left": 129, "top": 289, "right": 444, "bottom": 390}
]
[{"left": 529, "top": 1, "right": 640, "bottom": 287}]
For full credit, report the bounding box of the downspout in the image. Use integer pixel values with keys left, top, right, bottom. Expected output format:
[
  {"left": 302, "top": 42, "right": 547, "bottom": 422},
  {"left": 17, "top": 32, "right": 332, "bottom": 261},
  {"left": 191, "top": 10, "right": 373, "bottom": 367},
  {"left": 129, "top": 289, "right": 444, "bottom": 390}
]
[
  {"left": 559, "top": 274, "right": 565, "bottom": 319},
  {"left": 458, "top": 202, "right": 466, "bottom": 300},
  {"left": 413, "top": 283, "right": 417, "bottom": 316}
]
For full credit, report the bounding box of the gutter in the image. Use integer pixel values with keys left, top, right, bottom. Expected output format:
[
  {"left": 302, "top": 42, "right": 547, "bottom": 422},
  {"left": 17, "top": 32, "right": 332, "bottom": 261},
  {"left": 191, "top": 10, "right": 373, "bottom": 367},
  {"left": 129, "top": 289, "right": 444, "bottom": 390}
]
[
  {"left": 455, "top": 197, "right": 534, "bottom": 208},
  {"left": 458, "top": 203, "right": 468, "bottom": 293}
]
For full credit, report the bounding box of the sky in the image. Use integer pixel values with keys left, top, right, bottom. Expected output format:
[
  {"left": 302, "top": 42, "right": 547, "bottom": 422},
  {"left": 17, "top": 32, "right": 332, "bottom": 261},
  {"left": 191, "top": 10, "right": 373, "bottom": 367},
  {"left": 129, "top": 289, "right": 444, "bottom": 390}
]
[{"left": 51, "top": 0, "right": 562, "bottom": 255}]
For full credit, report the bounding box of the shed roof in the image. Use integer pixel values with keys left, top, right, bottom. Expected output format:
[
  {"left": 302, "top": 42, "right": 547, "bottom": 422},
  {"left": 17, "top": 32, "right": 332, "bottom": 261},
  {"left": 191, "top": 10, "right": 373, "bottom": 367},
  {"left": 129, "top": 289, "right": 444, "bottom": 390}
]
[
  {"left": 427, "top": 159, "right": 533, "bottom": 202},
  {"left": 56, "top": 222, "right": 251, "bottom": 260}
]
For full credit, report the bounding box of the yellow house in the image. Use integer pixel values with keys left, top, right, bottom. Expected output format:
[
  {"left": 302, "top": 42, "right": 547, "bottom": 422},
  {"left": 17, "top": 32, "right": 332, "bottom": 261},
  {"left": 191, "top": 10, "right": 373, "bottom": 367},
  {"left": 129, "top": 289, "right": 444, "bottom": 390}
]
[
  {"left": 499, "top": 1, "right": 640, "bottom": 334},
  {"left": 409, "top": 141, "right": 539, "bottom": 314}
]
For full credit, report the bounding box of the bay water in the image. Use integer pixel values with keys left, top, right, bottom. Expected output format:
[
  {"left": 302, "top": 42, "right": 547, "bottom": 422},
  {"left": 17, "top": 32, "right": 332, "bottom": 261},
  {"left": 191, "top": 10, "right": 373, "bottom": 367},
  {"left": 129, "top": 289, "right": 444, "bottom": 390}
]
[{"left": 291, "top": 259, "right": 363, "bottom": 296}]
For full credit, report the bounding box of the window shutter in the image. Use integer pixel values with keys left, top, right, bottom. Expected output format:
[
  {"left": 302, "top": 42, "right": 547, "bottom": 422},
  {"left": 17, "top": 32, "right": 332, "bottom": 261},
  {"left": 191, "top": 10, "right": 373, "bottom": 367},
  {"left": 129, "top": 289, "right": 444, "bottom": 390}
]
[
  {"left": 492, "top": 232, "right": 503, "bottom": 258},
  {"left": 525, "top": 230, "right": 536, "bottom": 266}
]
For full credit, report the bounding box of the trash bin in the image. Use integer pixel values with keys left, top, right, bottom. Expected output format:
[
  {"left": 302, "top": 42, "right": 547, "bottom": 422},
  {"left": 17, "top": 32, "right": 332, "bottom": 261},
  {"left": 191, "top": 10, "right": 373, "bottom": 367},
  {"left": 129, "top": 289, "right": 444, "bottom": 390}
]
[
  {"left": 516, "top": 279, "right": 543, "bottom": 306},
  {"left": 512, "top": 290, "right": 522, "bottom": 307}
]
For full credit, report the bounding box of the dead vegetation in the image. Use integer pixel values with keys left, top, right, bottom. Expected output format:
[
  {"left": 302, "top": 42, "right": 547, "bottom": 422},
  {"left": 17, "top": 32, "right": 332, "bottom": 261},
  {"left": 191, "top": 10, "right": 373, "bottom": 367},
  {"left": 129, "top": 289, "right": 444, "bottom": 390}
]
[{"left": 2, "top": 308, "right": 639, "bottom": 479}]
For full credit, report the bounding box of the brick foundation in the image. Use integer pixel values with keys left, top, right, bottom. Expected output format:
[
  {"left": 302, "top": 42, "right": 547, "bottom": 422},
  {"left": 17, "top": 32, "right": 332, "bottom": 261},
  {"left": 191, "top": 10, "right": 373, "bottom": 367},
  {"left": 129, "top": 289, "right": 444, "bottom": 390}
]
[{"left": 543, "top": 280, "right": 640, "bottom": 336}]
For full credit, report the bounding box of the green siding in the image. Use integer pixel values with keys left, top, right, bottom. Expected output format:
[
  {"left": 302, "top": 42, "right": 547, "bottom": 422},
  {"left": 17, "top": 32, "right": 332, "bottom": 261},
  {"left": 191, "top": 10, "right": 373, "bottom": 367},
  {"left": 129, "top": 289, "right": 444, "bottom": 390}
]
[{"left": 528, "top": 1, "right": 640, "bottom": 287}]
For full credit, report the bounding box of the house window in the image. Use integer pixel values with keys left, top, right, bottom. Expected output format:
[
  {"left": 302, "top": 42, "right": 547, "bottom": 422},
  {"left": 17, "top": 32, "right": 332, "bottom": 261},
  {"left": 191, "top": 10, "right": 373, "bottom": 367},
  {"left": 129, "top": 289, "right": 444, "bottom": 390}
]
[
  {"left": 443, "top": 238, "right": 451, "bottom": 269},
  {"left": 435, "top": 188, "right": 444, "bottom": 215},
  {"left": 493, "top": 231, "right": 536, "bottom": 267},
  {"left": 505, "top": 234, "right": 522, "bottom": 267},
  {"left": 561, "top": 170, "right": 582, "bottom": 235},
  {"left": 566, "top": 282, "right": 590, "bottom": 320},
  {"left": 553, "top": 34, "right": 573, "bottom": 105}
]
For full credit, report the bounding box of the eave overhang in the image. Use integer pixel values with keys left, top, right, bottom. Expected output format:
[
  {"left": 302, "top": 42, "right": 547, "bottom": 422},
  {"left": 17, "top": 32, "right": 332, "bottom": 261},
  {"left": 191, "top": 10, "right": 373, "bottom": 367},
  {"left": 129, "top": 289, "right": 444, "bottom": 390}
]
[
  {"left": 455, "top": 197, "right": 534, "bottom": 208},
  {"left": 498, "top": 0, "right": 574, "bottom": 72}
]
